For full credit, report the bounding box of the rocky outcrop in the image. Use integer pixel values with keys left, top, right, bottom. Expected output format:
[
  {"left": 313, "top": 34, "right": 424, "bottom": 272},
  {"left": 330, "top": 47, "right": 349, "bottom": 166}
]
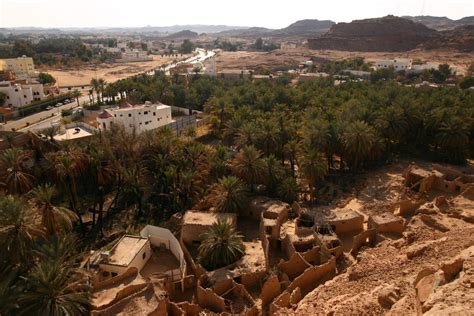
[{"left": 308, "top": 16, "right": 438, "bottom": 52}]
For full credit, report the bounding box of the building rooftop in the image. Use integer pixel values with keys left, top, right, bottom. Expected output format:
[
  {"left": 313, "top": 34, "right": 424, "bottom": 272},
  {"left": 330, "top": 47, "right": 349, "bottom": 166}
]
[
  {"left": 98, "top": 110, "right": 113, "bottom": 119},
  {"left": 110, "top": 102, "right": 170, "bottom": 112},
  {"left": 107, "top": 235, "right": 149, "bottom": 267},
  {"left": 183, "top": 211, "right": 237, "bottom": 227},
  {"left": 54, "top": 127, "right": 94, "bottom": 141}
]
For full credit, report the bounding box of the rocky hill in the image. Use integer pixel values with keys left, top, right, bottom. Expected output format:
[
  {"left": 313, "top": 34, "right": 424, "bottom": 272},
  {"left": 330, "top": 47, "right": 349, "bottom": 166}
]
[
  {"left": 270, "top": 19, "right": 335, "bottom": 37},
  {"left": 403, "top": 15, "right": 474, "bottom": 31},
  {"left": 164, "top": 30, "right": 199, "bottom": 40},
  {"left": 425, "top": 25, "right": 474, "bottom": 52},
  {"left": 308, "top": 16, "right": 438, "bottom": 52}
]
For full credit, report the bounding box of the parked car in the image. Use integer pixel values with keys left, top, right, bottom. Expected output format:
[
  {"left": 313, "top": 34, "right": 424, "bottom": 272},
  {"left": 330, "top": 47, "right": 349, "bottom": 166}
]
[
  {"left": 55, "top": 103, "right": 63, "bottom": 107},
  {"left": 46, "top": 106, "right": 53, "bottom": 110}
]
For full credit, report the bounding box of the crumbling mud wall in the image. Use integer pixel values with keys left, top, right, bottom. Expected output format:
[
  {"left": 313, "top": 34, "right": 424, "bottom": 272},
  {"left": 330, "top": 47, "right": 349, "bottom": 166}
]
[
  {"left": 302, "top": 246, "right": 321, "bottom": 266},
  {"left": 396, "top": 199, "right": 423, "bottom": 216},
  {"left": 197, "top": 284, "right": 226, "bottom": 313},
  {"left": 92, "top": 283, "right": 164, "bottom": 316},
  {"left": 176, "top": 302, "right": 203, "bottom": 316},
  {"left": 166, "top": 301, "right": 185, "bottom": 315},
  {"left": 261, "top": 275, "right": 281, "bottom": 306},
  {"left": 278, "top": 252, "right": 311, "bottom": 280},
  {"left": 261, "top": 235, "right": 271, "bottom": 271},
  {"left": 241, "top": 270, "right": 267, "bottom": 289},
  {"left": 93, "top": 283, "right": 149, "bottom": 311},
  {"left": 282, "top": 234, "right": 296, "bottom": 258},
  {"left": 93, "top": 267, "right": 139, "bottom": 292},
  {"left": 286, "top": 256, "right": 337, "bottom": 294},
  {"left": 269, "top": 291, "right": 291, "bottom": 315},
  {"left": 351, "top": 229, "right": 376, "bottom": 257},
  {"left": 211, "top": 279, "right": 234, "bottom": 296}
]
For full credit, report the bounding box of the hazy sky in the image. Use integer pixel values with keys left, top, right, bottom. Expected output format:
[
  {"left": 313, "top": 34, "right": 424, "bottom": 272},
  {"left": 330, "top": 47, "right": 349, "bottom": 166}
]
[{"left": 1, "top": 0, "right": 473, "bottom": 28}]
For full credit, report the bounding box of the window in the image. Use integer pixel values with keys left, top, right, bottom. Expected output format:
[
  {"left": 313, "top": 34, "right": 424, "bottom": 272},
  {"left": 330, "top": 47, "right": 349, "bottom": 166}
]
[
  {"left": 114, "top": 114, "right": 117, "bottom": 117},
  {"left": 14, "top": 89, "right": 18, "bottom": 92},
  {"left": 145, "top": 121, "right": 149, "bottom": 125},
  {"left": 142, "top": 252, "right": 146, "bottom": 260},
  {"left": 153, "top": 112, "right": 156, "bottom": 116},
  {"left": 128, "top": 113, "right": 132, "bottom": 117},
  {"left": 120, "top": 114, "right": 123, "bottom": 117},
  {"left": 144, "top": 111, "right": 148, "bottom": 115},
  {"left": 24, "top": 95, "right": 27, "bottom": 98},
  {"left": 139, "top": 112, "right": 141, "bottom": 115},
  {"left": 6, "top": 96, "right": 9, "bottom": 99},
  {"left": 102, "top": 122, "right": 106, "bottom": 129}
]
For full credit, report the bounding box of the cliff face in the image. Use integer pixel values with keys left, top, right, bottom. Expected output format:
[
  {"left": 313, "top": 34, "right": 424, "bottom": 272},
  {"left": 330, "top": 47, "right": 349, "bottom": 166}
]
[
  {"left": 308, "top": 16, "right": 439, "bottom": 52},
  {"left": 430, "top": 25, "right": 474, "bottom": 52},
  {"left": 404, "top": 15, "right": 474, "bottom": 31}
]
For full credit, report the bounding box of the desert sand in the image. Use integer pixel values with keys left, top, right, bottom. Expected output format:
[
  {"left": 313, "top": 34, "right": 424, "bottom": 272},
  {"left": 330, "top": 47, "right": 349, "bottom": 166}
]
[
  {"left": 217, "top": 48, "right": 474, "bottom": 74},
  {"left": 43, "top": 55, "right": 184, "bottom": 87}
]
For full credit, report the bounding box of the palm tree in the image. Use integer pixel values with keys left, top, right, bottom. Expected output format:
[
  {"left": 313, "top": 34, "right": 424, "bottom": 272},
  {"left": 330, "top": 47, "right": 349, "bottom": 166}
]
[
  {"left": 234, "top": 122, "right": 259, "bottom": 148},
  {"left": 341, "top": 120, "right": 378, "bottom": 170},
  {"left": 208, "top": 176, "right": 248, "bottom": 213},
  {"left": 277, "top": 177, "right": 299, "bottom": 204},
  {"left": 98, "top": 78, "right": 107, "bottom": 103},
  {"left": 230, "top": 145, "right": 265, "bottom": 192},
  {"left": 90, "top": 78, "right": 100, "bottom": 103},
  {"left": 0, "top": 148, "right": 35, "bottom": 194},
  {"left": 71, "top": 89, "right": 81, "bottom": 106},
  {"left": 19, "top": 260, "right": 91, "bottom": 316},
  {"left": 0, "top": 267, "right": 19, "bottom": 314},
  {"left": 258, "top": 118, "right": 279, "bottom": 155},
  {"left": 0, "top": 195, "right": 43, "bottom": 265},
  {"left": 299, "top": 148, "right": 327, "bottom": 205},
  {"left": 435, "top": 116, "right": 469, "bottom": 163},
  {"left": 46, "top": 147, "right": 87, "bottom": 231},
  {"left": 198, "top": 219, "right": 245, "bottom": 270},
  {"left": 30, "top": 184, "right": 78, "bottom": 235},
  {"left": 263, "top": 155, "right": 283, "bottom": 196}
]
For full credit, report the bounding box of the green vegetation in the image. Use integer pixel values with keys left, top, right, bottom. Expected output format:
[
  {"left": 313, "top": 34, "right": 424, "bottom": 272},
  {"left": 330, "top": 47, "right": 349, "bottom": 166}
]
[
  {"left": 0, "top": 38, "right": 99, "bottom": 66},
  {"left": 180, "top": 39, "right": 195, "bottom": 54},
  {"left": 254, "top": 37, "right": 279, "bottom": 51},
  {"left": 198, "top": 219, "right": 245, "bottom": 270},
  {"left": 37, "top": 72, "right": 56, "bottom": 85}
]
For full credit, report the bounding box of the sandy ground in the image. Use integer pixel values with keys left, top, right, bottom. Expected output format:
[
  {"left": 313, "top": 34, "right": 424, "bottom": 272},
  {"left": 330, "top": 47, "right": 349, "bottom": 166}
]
[
  {"left": 43, "top": 55, "right": 185, "bottom": 87},
  {"left": 216, "top": 48, "right": 474, "bottom": 74}
]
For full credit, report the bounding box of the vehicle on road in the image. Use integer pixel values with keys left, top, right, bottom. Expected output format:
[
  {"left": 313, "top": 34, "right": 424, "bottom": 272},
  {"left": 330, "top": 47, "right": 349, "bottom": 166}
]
[
  {"left": 46, "top": 106, "right": 53, "bottom": 110},
  {"left": 55, "top": 103, "right": 63, "bottom": 107}
]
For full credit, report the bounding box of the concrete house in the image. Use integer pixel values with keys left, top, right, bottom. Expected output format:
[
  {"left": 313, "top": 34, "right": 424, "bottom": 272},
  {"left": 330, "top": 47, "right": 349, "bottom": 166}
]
[{"left": 96, "top": 101, "right": 172, "bottom": 134}]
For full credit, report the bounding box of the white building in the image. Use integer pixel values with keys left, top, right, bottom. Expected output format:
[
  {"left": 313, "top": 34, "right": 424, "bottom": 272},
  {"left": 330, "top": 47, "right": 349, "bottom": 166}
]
[
  {"left": 116, "top": 50, "right": 153, "bottom": 63},
  {"left": 0, "top": 80, "right": 45, "bottom": 108},
  {"left": 374, "top": 58, "right": 412, "bottom": 71},
  {"left": 97, "top": 101, "right": 172, "bottom": 133},
  {"left": 411, "top": 62, "right": 440, "bottom": 73},
  {"left": 202, "top": 55, "right": 217, "bottom": 76},
  {"left": 95, "top": 225, "right": 186, "bottom": 283}
]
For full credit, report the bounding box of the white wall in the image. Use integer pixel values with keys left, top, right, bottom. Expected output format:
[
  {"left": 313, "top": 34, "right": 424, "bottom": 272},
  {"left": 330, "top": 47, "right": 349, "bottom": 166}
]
[
  {"left": 140, "top": 225, "right": 186, "bottom": 281},
  {"left": 0, "top": 84, "right": 33, "bottom": 107}
]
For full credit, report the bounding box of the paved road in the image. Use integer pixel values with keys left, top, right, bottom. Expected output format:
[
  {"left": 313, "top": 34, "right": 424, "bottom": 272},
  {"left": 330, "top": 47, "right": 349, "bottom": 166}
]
[
  {"left": 1, "top": 95, "right": 89, "bottom": 132},
  {"left": 155, "top": 49, "right": 216, "bottom": 75}
]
